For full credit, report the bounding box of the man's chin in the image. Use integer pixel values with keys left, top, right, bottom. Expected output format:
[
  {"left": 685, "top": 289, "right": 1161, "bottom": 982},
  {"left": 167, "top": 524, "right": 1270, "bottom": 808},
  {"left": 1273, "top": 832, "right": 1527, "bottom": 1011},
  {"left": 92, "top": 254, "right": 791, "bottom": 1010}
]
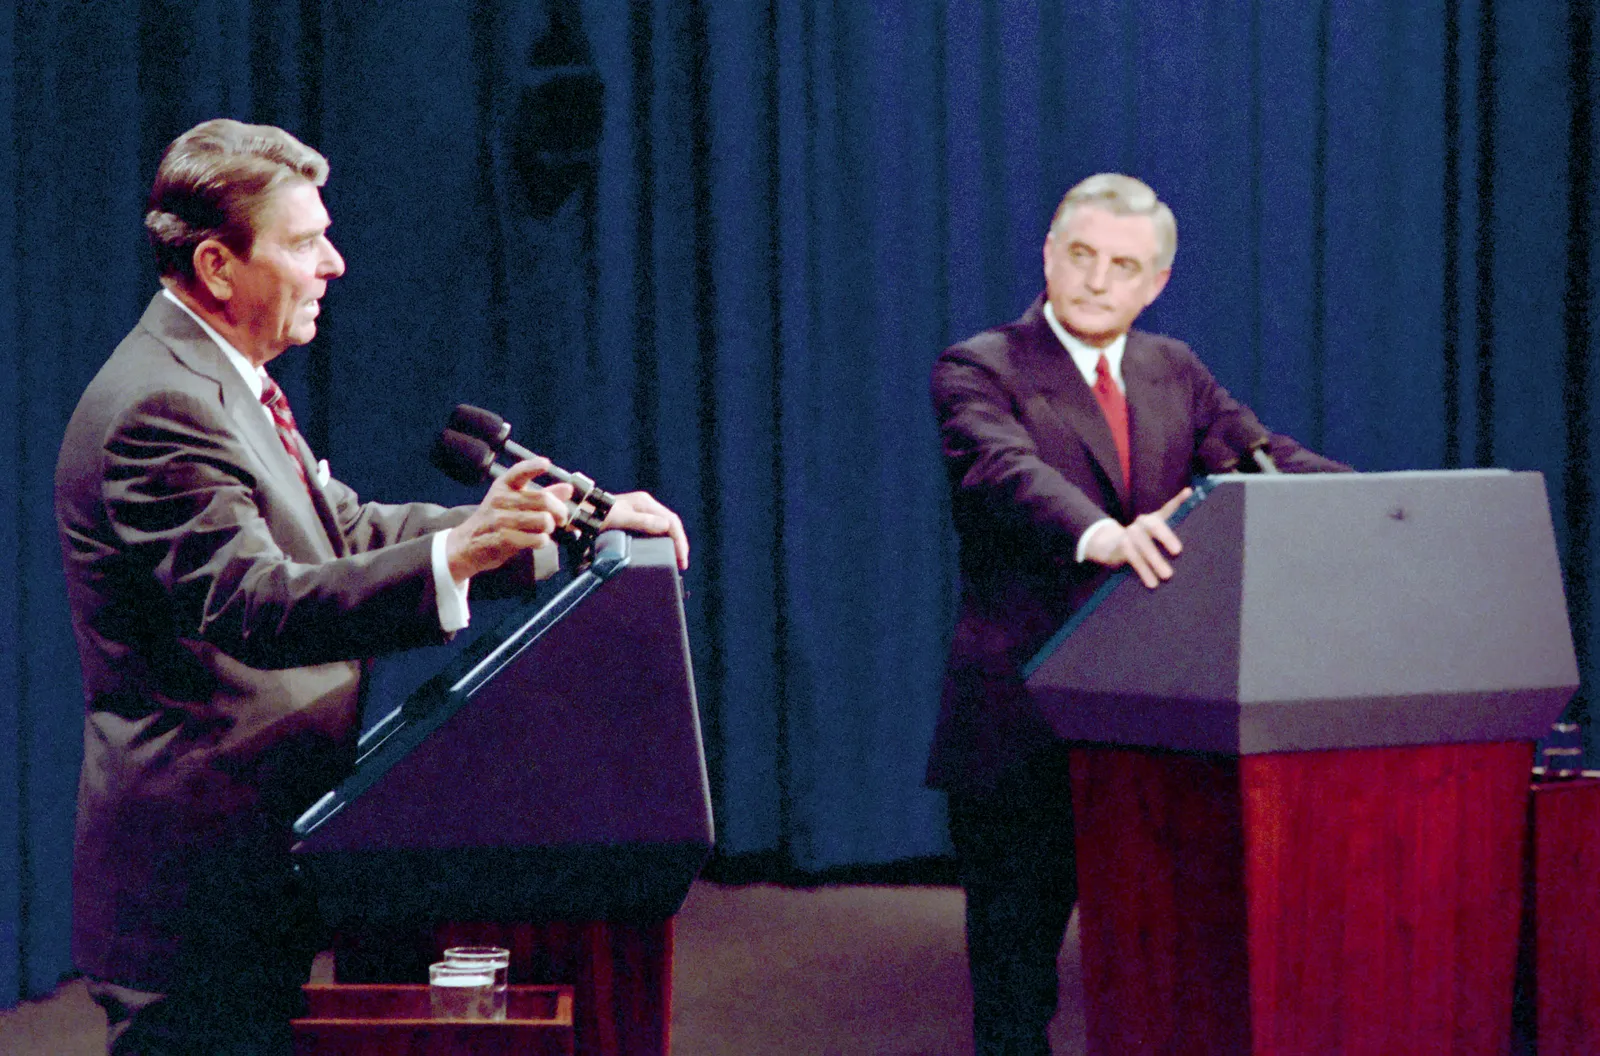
[{"left": 1061, "top": 315, "right": 1122, "bottom": 347}]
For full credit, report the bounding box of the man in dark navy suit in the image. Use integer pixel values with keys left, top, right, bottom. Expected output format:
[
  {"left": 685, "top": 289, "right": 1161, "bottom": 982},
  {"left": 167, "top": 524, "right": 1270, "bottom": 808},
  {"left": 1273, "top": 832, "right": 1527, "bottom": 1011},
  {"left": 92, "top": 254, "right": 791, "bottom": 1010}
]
[{"left": 928, "top": 173, "right": 1345, "bottom": 1055}]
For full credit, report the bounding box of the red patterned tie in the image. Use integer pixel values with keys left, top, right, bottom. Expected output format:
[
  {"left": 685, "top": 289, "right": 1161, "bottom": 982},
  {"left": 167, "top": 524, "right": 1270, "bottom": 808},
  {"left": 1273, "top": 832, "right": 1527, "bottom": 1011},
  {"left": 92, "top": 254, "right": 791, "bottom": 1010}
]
[
  {"left": 259, "top": 374, "right": 309, "bottom": 487},
  {"left": 1092, "top": 353, "right": 1131, "bottom": 493}
]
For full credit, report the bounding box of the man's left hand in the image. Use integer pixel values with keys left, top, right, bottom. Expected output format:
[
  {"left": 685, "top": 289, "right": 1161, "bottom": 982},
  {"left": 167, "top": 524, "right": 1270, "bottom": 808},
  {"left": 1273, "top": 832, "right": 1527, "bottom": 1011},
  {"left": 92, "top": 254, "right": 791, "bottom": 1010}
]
[{"left": 600, "top": 492, "right": 690, "bottom": 570}]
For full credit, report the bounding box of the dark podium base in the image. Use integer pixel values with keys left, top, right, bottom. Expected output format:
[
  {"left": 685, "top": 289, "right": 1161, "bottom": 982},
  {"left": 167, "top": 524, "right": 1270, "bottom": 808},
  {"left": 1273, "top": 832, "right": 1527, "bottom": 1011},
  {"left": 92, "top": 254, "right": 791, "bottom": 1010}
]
[
  {"left": 1071, "top": 741, "right": 1531, "bottom": 1055},
  {"left": 1515, "top": 775, "right": 1600, "bottom": 1056},
  {"left": 332, "top": 920, "right": 671, "bottom": 1056}
]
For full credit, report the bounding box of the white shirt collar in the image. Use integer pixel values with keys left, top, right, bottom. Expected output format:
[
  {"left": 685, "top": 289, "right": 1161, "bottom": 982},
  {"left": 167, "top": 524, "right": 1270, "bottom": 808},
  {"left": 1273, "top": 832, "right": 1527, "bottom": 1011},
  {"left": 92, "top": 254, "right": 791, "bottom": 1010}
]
[
  {"left": 1043, "top": 300, "right": 1127, "bottom": 392},
  {"left": 161, "top": 287, "right": 266, "bottom": 401}
]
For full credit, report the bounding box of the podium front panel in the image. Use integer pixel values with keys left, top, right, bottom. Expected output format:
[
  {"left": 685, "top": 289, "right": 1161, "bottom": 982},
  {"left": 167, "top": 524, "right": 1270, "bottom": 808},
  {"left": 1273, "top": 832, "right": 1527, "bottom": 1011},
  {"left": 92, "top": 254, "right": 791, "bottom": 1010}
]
[{"left": 292, "top": 532, "right": 713, "bottom": 926}]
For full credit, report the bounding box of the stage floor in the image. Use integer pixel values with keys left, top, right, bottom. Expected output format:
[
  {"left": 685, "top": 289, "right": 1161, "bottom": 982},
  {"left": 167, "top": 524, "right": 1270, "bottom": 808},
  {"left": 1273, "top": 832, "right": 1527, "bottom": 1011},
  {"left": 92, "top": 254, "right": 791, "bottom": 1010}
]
[{"left": 0, "top": 881, "right": 1085, "bottom": 1055}]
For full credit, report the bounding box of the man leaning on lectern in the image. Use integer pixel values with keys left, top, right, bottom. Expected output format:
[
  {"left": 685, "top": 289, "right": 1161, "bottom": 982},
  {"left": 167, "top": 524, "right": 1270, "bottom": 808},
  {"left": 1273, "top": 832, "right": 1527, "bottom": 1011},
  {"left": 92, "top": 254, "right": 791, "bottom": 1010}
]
[
  {"left": 927, "top": 173, "right": 1350, "bottom": 1055},
  {"left": 54, "top": 118, "right": 688, "bottom": 1056}
]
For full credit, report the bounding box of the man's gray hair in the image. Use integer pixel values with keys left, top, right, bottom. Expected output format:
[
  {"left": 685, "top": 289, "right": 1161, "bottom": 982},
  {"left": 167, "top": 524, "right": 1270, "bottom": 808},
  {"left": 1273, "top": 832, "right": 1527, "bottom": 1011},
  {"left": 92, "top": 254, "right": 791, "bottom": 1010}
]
[
  {"left": 1049, "top": 173, "right": 1177, "bottom": 271},
  {"left": 145, "top": 118, "right": 329, "bottom": 282}
]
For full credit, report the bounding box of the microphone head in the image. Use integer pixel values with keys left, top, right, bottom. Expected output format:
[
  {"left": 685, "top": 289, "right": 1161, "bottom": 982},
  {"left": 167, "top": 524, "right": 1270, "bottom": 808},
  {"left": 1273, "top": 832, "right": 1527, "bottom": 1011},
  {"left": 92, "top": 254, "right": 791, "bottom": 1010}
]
[
  {"left": 1217, "top": 414, "right": 1269, "bottom": 453},
  {"left": 447, "top": 404, "right": 512, "bottom": 450},
  {"left": 1197, "top": 433, "right": 1241, "bottom": 474},
  {"left": 1199, "top": 414, "right": 1271, "bottom": 474},
  {"left": 430, "top": 428, "right": 500, "bottom": 485}
]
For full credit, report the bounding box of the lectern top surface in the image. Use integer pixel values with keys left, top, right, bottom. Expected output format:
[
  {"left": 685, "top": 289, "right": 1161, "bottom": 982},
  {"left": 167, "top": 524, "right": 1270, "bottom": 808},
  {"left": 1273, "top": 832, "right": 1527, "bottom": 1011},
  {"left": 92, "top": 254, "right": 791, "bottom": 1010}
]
[{"left": 1024, "top": 469, "right": 1578, "bottom": 754}]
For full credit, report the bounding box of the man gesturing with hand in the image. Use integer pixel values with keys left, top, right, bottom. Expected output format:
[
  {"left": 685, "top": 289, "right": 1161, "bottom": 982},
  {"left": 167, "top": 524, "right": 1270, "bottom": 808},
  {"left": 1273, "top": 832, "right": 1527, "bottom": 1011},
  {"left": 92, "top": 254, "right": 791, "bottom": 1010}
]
[
  {"left": 928, "top": 174, "right": 1346, "bottom": 1055},
  {"left": 56, "top": 118, "right": 687, "bottom": 1056}
]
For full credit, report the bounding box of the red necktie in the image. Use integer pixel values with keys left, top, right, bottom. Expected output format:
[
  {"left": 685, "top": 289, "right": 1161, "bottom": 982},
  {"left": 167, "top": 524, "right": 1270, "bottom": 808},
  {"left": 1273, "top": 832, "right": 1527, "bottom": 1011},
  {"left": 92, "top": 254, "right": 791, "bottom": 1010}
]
[
  {"left": 1092, "top": 353, "right": 1131, "bottom": 493},
  {"left": 259, "top": 374, "right": 309, "bottom": 488}
]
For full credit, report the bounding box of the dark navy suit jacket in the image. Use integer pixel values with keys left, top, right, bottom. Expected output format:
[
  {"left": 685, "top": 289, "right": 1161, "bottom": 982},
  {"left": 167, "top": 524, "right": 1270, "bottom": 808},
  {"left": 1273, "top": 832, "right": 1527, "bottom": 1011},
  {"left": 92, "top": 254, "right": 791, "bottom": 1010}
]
[{"left": 927, "top": 295, "right": 1347, "bottom": 794}]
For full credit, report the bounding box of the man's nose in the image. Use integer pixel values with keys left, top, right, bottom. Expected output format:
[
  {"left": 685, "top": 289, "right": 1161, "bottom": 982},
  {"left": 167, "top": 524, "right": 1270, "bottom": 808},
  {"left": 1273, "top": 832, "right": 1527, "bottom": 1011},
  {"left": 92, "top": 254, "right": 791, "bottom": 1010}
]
[
  {"left": 1084, "top": 257, "right": 1111, "bottom": 291},
  {"left": 320, "top": 238, "right": 346, "bottom": 278}
]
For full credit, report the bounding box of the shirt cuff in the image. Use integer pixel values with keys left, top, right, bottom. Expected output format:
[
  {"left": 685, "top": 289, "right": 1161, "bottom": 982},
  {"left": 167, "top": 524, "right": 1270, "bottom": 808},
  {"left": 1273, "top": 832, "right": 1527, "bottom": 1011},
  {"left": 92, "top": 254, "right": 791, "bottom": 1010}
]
[
  {"left": 1075, "top": 517, "right": 1118, "bottom": 563},
  {"left": 431, "top": 530, "right": 471, "bottom": 632}
]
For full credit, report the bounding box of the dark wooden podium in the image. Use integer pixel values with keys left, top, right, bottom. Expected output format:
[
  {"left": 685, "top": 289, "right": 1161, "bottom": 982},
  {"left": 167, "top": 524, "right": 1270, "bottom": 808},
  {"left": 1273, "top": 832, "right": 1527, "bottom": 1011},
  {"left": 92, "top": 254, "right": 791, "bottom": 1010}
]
[
  {"left": 1026, "top": 471, "right": 1579, "bottom": 1055},
  {"left": 291, "top": 532, "right": 711, "bottom": 1056}
]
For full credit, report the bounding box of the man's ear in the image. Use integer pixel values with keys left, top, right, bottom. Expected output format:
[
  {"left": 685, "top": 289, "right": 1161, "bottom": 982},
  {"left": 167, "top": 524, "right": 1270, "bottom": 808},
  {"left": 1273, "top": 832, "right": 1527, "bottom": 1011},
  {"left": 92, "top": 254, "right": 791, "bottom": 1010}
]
[
  {"left": 1146, "top": 266, "right": 1172, "bottom": 306},
  {"left": 191, "top": 239, "right": 235, "bottom": 303}
]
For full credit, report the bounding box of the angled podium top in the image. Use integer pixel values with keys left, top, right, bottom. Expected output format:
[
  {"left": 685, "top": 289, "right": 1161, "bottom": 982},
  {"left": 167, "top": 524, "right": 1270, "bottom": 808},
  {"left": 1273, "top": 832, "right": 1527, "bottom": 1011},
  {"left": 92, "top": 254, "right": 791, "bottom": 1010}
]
[
  {"left": 292, "top": 530, "right": 712, "bottom": 925},
  {"left": 1025, "top": 470, "right": 1579, "bottom": 755}
]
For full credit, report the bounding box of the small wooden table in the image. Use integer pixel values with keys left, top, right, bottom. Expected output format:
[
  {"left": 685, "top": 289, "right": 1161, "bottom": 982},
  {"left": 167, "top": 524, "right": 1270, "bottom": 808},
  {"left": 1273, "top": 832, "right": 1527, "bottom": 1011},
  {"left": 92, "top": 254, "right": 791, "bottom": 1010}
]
[
  {"left": 293, "top": 983, "right": 574, "bottom": 1056},
  {"left": 330, "top": 919, "right": 672, "bottom": 1056}
]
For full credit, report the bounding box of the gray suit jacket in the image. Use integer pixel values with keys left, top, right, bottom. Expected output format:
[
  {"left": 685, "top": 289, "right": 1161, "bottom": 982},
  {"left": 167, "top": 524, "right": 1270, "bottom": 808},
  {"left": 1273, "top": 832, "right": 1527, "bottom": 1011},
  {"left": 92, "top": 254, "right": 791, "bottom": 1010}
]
[
  {"left": 927, "top": 296, "right": 1348, "bottom": 794},
  {"left": 56, "top": 293, "right": 498, "bottom": 988}
]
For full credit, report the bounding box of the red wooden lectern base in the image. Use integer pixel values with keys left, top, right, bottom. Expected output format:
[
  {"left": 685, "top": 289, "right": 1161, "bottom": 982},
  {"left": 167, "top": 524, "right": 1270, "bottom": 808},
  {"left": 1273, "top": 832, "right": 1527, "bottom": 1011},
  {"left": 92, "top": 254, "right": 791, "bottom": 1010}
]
[
  {"left": 1071, "top": 741, "right": 1531, "bottom": 1055},
  {"left": 1515, "top": 775, "right": 1600, "bottom": 1055},
  {"left": 330, "top": 920, "right": 672, "bottom": 1056}
]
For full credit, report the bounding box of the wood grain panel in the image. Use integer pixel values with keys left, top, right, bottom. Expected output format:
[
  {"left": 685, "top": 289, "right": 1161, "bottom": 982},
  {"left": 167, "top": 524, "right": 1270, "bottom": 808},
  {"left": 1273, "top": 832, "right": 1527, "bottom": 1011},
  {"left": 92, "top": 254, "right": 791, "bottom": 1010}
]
[
  {"left": 1242, "top": 742, "right": 1530, "bottom": 1055},
  {"left": 1073, "top": 742, "right": 1531, "bottom": 1055},
  {"left": 1526, "top": 777, "right": 1600, "bottom": 1055},
  {"left": 1071, "top": 746, "right": 1250, "bottom": 1056}
]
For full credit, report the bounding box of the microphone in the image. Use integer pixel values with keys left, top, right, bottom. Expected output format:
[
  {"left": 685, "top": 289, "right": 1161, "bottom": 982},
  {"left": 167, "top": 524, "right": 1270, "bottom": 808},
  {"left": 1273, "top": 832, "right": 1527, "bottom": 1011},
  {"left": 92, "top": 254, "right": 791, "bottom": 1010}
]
[
  {"left": 1197, "top": 432, "right": 1242, "bottom": 474},
  {"left": 430, "top": 428, "right": 504, "bottom": 485},
  {"left": 1212, "top": 415, "right": 1280, "bottom": 475},
  {"left": 430, "top": 426, "right": 608, "bottom": 539},
  {"left": 447, "top": 404, "right": 617, "bottom": 516}
]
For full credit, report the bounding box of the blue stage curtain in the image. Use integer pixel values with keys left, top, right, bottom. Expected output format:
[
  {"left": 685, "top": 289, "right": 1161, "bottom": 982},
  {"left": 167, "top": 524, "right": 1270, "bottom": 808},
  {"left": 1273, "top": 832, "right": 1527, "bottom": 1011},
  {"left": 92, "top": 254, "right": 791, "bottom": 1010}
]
[{"left": 1, "top": 0, "right": 1595, "bottom": 1003}]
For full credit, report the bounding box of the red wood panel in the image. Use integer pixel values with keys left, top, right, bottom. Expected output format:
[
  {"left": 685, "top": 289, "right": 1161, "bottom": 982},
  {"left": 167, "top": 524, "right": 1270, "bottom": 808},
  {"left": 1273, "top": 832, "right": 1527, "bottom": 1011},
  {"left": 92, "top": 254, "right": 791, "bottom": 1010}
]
[
  {"left": 1241, "top": 742, "right": 1530, "bottom": 1055},
  {"left": 1071, "top": 747, "right": 1251, "bottom": 1056},
  {"left": 1527, "top": 777, "right": 1600, "bottom": 1055}
]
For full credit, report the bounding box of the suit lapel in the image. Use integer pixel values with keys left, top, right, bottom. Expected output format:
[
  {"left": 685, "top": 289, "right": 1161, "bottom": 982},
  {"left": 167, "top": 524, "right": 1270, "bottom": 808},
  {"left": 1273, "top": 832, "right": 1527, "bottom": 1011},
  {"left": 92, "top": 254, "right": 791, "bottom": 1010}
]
[
  {"left": 1122, "top": 330, "right": 1184, "bottom": 516},
  {"left": 296, "top": 441, "right": 351, "bottom": 558},
  {"left": 1018, "top": 301, "right": 1130, "bottom": 515},
  {"left": 143, "top": 294, "right": 339, "bottom": 557}
]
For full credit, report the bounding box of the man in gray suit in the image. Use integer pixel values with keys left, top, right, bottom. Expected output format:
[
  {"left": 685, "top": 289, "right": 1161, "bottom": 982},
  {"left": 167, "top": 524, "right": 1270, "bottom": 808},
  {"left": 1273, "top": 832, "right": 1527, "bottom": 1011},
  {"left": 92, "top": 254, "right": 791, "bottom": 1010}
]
[{"left": 55, "top": 118, "right": 688, "bottom": 1055}]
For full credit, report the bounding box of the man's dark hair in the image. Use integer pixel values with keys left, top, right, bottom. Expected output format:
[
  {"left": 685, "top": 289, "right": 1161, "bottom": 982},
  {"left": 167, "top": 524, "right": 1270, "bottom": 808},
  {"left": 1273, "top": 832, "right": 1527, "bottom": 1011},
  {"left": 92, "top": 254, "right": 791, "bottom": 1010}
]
[{"left": 145, "top": 118, "right": 329, "bottom": 282}]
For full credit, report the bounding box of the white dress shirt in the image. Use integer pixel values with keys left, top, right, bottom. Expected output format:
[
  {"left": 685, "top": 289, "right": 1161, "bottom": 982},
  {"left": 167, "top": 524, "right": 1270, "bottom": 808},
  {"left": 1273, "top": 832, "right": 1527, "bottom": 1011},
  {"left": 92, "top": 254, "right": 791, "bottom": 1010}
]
[{"left": 1042, "top": 301, "right": 1124, "bottom": 562}]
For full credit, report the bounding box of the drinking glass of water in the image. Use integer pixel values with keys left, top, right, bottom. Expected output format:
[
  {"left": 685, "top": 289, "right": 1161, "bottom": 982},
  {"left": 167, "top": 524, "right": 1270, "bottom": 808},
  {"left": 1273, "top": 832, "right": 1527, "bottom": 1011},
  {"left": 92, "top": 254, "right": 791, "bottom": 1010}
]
[
  {"left": 428, "top": 961, "right": 496, "bottom": 1020},
  {"left": 441, "top": 945, "right": 511, "bottom": 1020}
]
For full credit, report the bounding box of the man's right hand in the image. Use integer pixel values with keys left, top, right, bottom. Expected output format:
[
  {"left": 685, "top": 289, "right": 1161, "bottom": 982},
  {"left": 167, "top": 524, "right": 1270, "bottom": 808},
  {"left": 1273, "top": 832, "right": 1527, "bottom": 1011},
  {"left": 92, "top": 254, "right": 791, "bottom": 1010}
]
[
  {"left": 1081, "top": 487, "right": 1192, "bottom": 589},
  {"left": 445, "top": 458, "right": 575, "bottom": 582}
]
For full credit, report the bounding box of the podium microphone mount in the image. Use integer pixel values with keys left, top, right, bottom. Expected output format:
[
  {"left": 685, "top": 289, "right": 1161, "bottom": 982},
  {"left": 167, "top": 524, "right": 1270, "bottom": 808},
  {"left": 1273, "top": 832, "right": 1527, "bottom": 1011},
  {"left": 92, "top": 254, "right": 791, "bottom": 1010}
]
[{"left": 429, "top": 426, "right": 609, "bottom": 541}]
